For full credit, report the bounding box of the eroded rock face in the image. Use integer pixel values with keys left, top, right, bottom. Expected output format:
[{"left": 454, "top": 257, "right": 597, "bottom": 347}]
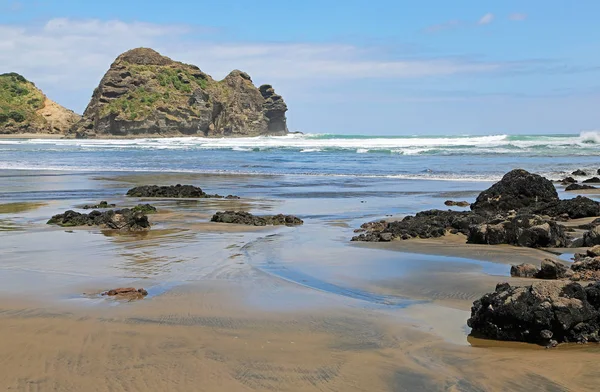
[
  {"left": 211, "top": 211, "right": 303, "bottom": 226},
  {"left": 471, "top": 169, "right": 559, "bottom": 214},
  {"left": 47, "top": 209, "right": 150, "bottom": 231},
  {"left": 69, "top": 48, "right": 288, "bottom": 138},
  {"left": 468, "top": 281, "right": 600, "bottom": 346}
]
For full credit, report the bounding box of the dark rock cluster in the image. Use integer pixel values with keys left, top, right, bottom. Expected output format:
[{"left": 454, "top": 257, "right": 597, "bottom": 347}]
[
  {"left": 353, "top": 169, "right": 600, "bottom": 249},
  {"left": 126, "top": 184, "right": 238, "bottom": 199},
  {"left": 468, "top": 281, "right": 600, "bottom": 346},
  {"left": 211, "top": 211, "right": 303, "bottom": 226},
  {"left": 82, "top": 201, "right": 116, "bottom": 209},
  {"left": 47, "top": 209, "right": 151, "bottom": 231}
]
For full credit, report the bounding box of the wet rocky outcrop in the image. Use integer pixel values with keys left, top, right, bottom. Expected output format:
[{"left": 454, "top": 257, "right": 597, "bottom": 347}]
[
  {"left": 572, "top": 170, "right": 587, "bottom": 176},
  {"left": 352, "top": 210, "right": 486, "bottom": 242},
  {"left": 69, "top": 48, "right": 288, "bottom": 138},
  {"left": 353, "top": 169, "right": 600, "bottom": 248},
  {"left": 559, "top": 177, "right": 577, "bottom": 184},
  {"left": 211, "top": 211, "right": 303, "bottom": 226},
  {"left": 102, "top": 287, "right": 148, "bottom": 301},
  {"left": 583, "top": 177, "right": 600, "bottom": 184},
  {"left": 126, "top": 184, "right": 237, "bottom": 199},
  {"left": 510, "top": 263, "right": 539, "bottom": 278},
  {"left": 584, "top": 226, "right": 600, "bottom": 246},
  {"left": 468, "top": 281, "right": 600, "bottom": 346},
  {"left": 467, "top": 215, "right": 569, "bottom": 248},
  {"left": 444, "top": 200, "right": 470, "bottom": 207},
  {"left": 131, "top": 203, "right": 157, "bottom": 214},
  {"left": 82, "top": 201, "right": 116, "bottom": 209},
  {"left": 534, "top": 196, "right": 600, "bottom": 219},
  {"left": 566, "top": 183, "right": 596, "bottom": 191},
  {"left": 47, "top": 209, "right": 150, "bottom": 231},
  {"left": 471, "top": 169, "right": 559, "bottom": 215}
]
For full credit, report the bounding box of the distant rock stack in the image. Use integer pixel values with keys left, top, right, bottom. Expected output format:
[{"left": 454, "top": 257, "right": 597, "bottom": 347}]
[
  {"left": 69, "top": 48, "right": 289, "bottom": 138},
  {"left": 0, "top": 72, "right": 80, "bottom": 135}
]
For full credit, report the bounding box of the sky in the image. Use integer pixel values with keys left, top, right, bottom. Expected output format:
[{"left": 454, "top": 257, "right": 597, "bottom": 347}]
[{"left": 1, "top": 0, "right": 599, "bottom": 135}]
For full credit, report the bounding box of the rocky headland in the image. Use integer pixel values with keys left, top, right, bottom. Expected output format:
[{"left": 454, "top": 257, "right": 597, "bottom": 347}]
[
  {"left": 0, "top": 72, "right": 80, "bottom": 135},
  {"left": 69, "top": 48, "right": 288, "bottom": 138}
]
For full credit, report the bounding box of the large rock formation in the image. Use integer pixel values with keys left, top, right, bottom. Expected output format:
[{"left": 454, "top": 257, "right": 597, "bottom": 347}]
[
  {"left": 471, "top": 169, "right": 559, "bottom": 214},
  {"left": 0, "top": 72, "right": 80, "bottom": 135},
  {"left": 353, "top": 169, "right": 600, "bottom": 248},
  {"left": 468, "top": 281, "right": 600, "bottom": 346},
  {"left": 69, "top": 48, "right": 288, "bottom": 138}
]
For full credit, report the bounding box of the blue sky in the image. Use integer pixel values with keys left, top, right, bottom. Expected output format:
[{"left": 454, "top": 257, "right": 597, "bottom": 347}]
[{"left": 1, "top": 0, "right": 599, "bottom": 135}]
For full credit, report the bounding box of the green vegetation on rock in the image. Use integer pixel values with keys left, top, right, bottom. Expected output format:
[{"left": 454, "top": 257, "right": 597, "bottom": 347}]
[
  {"left": 0, "top": 72, "right": 45, "bottom": 127},
  {"left": 0, "top": 72, "right": 80, "bottom": 135},
  {"left": 70, "top": 47, "right": 288, "bottom": 138}
]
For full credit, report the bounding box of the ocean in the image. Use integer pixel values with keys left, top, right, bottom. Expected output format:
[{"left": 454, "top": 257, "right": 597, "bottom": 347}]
[{"left": 1, "top": 132, "right": 599, "bottom": 182}]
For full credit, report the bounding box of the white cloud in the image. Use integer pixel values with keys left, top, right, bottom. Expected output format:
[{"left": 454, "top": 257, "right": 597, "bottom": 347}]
[
  {"left": 478, "top": 13, "right": 495, "bottom": 25},
  {"left": 0, "top": 18, "right": 518, "bottom": 112},
  {"left": 425, "top": 20, "right": 462, "bottom": 33},
  {"left": 509, "top": 13, "right": 527, "bottom": 22}
]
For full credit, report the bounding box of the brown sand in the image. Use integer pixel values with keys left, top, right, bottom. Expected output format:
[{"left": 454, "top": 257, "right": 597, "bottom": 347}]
[{"left": 1, "top": 281, "right": 600, "bottom": 391}]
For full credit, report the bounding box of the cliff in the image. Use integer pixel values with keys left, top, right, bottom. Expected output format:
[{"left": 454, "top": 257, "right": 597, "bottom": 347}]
[
  {"left": 0, "top": 73, "right": 80, "bottom": 135},
  {"left": 69, "top": 48, "right": 288, "bottom": 138}
]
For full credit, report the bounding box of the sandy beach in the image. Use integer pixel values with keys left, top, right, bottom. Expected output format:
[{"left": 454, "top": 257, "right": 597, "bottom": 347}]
[{"left": 1, "top": 164, "right": 600, "bottom": 391}]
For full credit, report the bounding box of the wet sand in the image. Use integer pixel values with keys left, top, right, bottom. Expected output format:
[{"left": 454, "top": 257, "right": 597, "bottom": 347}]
[
  {"left": 1, "top": 170, "right": 600, "bottom": 391},
  {"left": 2, "top": 281, "right": 600, "bottom": 392}
]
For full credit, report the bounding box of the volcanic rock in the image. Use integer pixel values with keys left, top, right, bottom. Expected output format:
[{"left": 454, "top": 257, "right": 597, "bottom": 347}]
[
  {"left": 126, "top": 184, "right": 230, "bottom": 198},
  {"left": 83, "top": 201, "right": 116, "bottom": 209},
  {"left": 211, "top": 211, "right": 303, "bottom": 226},
  {"left": 444, "top": 200, "right": 470, "bottom": 207},
  {"left": 572, "top": 170, "right": 587, "bottom": 176},
  {"left": 352, "top": 210, "right": 486, "bottom": 242},
  {"left": 536, "top": 259, "right": 571, "bottom": 280},
  {"left": 583, "top": 177, "right": 600, "bottom": 184},
  {"left": 583, "top": 226, "right": 600, "bottom": 246},
  {"left": 47, "top": 209, "right": 150, "bottom": 231},
  {"left": 510, "top": 263, "right": 539, "bottom": 278},
  {"left": 536, "top": 196, "right": 600, "bottom": 219},
  {"left": 468, "top": 281, "right": 600, "bottom": 346},
  {"left": 560, "top": 177, "right": 577, "bottom": 184},
  {"left": 69, "top": 48, "right": 287, "bottom": 138},
  {"left": 565, "top": 183, "right": 597, "bottom": 191},
  {"left": 471, "top": 169, "right": 558, "bottom": 214},
  {"left": 467, "top": 214, "right": 569, "bottom": 248}
]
